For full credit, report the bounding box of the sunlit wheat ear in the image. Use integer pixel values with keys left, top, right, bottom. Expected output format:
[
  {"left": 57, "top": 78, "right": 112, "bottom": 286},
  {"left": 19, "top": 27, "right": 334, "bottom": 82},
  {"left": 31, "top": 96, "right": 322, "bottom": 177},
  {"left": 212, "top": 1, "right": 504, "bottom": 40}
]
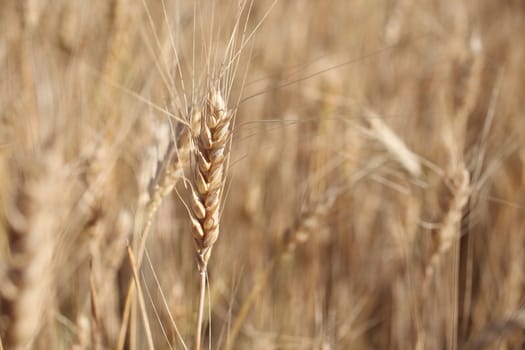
[{"left": 189, "top": 88, "right": 232, "bottom": 272}]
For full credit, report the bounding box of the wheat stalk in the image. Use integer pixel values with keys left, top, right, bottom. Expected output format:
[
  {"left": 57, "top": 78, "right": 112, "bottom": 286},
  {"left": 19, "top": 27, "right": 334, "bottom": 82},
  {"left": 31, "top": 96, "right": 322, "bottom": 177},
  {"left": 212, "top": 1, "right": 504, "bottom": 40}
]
[
  {"left": 126, "top": 245, "right": 155, "bottom": 350},
  {"left": 186, "top": 87, "right": 232, "bottom": 350}
]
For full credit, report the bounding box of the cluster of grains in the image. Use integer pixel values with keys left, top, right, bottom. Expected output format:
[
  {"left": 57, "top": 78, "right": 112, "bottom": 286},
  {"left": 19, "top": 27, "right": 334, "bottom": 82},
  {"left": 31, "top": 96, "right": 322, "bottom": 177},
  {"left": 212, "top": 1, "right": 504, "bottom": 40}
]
[{"left": 189, "top": 89, "right": 232, "bottom": 272}]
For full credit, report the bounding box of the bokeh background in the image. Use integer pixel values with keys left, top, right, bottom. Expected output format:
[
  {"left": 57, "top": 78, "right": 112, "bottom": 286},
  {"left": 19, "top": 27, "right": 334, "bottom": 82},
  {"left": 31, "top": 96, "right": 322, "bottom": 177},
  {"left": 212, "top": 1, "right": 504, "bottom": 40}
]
[{"left": 1, "top": 1, "right": 525, "bottom": 349}]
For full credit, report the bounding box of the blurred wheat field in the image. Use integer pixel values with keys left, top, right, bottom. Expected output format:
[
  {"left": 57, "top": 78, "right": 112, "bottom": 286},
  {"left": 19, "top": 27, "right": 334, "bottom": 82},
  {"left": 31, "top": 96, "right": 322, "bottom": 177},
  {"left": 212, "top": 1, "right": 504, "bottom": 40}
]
[{"left": 1, "top": 0, "right": 525, "bottom": 349}]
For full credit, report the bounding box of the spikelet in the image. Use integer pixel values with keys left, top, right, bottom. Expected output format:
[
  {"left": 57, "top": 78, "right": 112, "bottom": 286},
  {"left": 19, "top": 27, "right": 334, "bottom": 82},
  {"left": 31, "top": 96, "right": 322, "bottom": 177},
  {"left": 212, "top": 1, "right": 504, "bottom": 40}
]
[{"left": 365, "top": 110, "right": 422, "bottom": 178}]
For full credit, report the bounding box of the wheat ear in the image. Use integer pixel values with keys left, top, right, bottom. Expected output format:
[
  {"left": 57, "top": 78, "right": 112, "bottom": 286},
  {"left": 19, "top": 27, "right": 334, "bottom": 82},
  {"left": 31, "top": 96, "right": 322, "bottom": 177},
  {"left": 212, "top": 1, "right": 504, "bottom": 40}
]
[
  {"left": 188, "top": 88, "right": 232, "bottom": 349},
  {"left": 0, "top": 149, "right": 63, "bottom": 350},
  {"left": 424, "top": 167, "right": 470, "bottom": 288},
  {"left": 189, "top": 89, "right": 232, "bottom": 271},
  {"left": 227, "top": 186, "right": 343, "bottom": 349},
  {"left": 116, "top": 125, "right": 191, "bottom": 350}
]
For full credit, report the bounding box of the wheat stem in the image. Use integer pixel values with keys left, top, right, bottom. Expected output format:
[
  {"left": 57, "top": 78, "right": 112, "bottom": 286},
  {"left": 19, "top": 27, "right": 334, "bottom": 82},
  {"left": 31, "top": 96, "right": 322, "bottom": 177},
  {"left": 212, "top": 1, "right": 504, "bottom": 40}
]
[
  {"left": 126, "top": 245, "right": 155, "bottom": 350},
  {"left": 194, "top": 270, "right": 207, "bottom": 350},
  {"left": 187, "top": 87, "right": 232, "bottom": 349}
]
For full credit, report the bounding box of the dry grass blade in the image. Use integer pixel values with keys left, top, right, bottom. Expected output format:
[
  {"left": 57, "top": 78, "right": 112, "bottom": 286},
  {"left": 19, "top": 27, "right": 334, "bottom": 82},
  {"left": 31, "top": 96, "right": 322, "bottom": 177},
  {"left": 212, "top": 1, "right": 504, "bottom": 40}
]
[{"left": 126, "top": 245, "right": 155, "bottom": 350}]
